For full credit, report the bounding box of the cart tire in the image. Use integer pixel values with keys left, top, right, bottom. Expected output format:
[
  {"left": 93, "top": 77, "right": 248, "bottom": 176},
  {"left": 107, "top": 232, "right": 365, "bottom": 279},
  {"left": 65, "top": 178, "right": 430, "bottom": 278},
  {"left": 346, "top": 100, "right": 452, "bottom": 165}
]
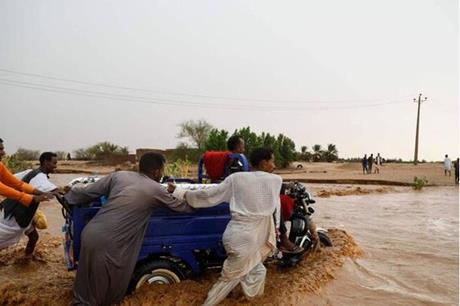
[{"left": 128, "top": 259, "right": 185, "bottom": 293}]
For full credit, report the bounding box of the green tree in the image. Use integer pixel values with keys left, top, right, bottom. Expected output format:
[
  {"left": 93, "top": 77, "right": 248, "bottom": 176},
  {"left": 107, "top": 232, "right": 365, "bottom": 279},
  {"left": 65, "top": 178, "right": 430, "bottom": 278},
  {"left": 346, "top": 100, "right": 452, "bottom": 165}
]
[
  {"left": 178, "top": 120, "right": 213, "bottom": 150},
  {"left": 323, "top": 143, "right": 339, "bottom": 162},
  {"left": 298, "top": 145, "right": 311, "bottom": 162},
  {"left": 233, "top": 127, "right": 261, "bottom": 156},
  {"left": 312, "top": 144, "right": 323, "bottom": 162},
  {"left": 204, "top": 129, "right": 229, "bottom": 151},
  {"left": 276, "top": 134, "right": 296, "bottom": 168}
]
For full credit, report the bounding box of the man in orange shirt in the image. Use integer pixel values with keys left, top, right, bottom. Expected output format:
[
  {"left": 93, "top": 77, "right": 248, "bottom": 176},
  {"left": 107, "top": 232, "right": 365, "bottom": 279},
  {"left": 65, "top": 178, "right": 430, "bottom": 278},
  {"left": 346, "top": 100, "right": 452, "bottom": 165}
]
[{"left": 0, "top": 138, "right": 51, "bottom": 206}]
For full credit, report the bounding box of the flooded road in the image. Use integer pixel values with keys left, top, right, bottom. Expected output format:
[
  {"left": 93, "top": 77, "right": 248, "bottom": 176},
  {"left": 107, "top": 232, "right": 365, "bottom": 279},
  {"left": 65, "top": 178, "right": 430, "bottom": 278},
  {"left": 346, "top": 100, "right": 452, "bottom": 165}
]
[
  {"left": 312, "top": 186, "right": 459, "bottom": 306},
  {"left": 1, "top": 174, "right": 457, "bottom": 305}
]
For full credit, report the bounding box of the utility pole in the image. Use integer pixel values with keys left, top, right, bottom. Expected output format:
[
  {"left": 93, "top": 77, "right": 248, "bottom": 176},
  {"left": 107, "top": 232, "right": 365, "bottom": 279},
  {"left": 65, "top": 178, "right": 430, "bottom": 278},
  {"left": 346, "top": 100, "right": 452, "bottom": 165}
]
[{"left": 413, "top": 93, "right": 428, "bottom": 165}]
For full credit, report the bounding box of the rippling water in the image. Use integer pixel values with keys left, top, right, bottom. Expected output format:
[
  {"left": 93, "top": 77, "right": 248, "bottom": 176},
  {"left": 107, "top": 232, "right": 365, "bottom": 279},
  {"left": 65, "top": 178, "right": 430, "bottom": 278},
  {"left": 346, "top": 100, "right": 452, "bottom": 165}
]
[{"left": 311, "top": 186, "right": 459, "bottom": 306}]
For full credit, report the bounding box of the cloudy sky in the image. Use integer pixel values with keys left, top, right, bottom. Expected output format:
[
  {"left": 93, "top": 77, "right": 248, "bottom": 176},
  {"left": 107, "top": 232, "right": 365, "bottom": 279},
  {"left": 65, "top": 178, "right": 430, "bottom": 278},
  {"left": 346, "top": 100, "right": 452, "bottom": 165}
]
[{"left": 0, "top": 0, "right": 458, "bottom": 161}]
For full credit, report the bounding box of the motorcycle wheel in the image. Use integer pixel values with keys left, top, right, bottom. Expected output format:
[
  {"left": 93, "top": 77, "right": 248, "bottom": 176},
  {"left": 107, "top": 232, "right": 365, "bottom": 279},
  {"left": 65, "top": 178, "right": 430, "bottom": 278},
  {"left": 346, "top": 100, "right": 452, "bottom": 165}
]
[{"left": 318, "top": 231, "right": 333, "bottom": 247}]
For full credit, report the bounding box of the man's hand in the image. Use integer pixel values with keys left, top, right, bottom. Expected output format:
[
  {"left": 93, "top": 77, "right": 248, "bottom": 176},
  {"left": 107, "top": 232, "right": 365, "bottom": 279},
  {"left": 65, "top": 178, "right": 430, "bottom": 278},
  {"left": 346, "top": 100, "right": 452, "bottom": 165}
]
[
  {"left": 54, "top": 186, "right": 71, "bottom": 195},
  {"left": 310, "top": 233, "right": 320, "bottom": 253},
  {"left": 307, "top": 220, "right": 321, "bottom": 253},
  {"left": 33, "top": 189, "right": 45, "bottom": 196},
  {"left": 33, "top": 193, "right": 53, "bottom": 203},
  {"left": 167, "top": 182, "right": 176, "bottom": 194}
]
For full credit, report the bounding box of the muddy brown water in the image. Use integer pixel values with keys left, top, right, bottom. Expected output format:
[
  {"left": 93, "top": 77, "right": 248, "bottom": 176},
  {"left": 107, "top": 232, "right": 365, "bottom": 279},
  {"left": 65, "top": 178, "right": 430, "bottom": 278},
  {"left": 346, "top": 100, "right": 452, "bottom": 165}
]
[
  {"left": 0, "top": 174, "right": 458, "bottom": 305},
  {"left": 313, "top": 186, "right": 459, "bottom": 306}
]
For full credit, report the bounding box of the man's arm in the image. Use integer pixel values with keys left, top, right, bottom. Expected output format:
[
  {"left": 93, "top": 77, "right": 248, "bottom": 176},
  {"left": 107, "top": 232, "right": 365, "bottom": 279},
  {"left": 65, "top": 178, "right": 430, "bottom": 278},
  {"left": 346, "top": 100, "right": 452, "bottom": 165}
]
[
  {"left": 64, "top": 174, "right": 112, "bottom": 205},
  {"left": 0, "top": 163, "right": 36, "bottom": 195},
  {"left": 0, "top": 180, "right": 50, "bottom": 206},
  {"left": 172, "top": 177, "right": 232, "bottom": 209},
  {"left": 154, "top": 186, "right": 194, "bottom": 213},
  {"left": 0, "top": 180, "right": 34, "bottom": 206}
]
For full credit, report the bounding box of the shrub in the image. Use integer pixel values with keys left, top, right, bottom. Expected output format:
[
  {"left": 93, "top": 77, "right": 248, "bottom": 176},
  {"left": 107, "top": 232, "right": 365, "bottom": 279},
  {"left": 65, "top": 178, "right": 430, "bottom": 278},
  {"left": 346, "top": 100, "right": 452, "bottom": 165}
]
[
  {"left": 74, "top": 142, "right": 129, "bottom": 161},
  {"left": 412, "top": 176, "right": 428, "bottom": 190},
  {"left": 2, "top": 155, "right": 32, "bottom": 173},
  {"left": 164, "top": 159, "right": 192, "bottom": 178},
  {"left": 14, "top": 148, "right": 40, "bottom": 161},
  {"left": 55, "top": 151, "right": 68, "bottom": 160}
]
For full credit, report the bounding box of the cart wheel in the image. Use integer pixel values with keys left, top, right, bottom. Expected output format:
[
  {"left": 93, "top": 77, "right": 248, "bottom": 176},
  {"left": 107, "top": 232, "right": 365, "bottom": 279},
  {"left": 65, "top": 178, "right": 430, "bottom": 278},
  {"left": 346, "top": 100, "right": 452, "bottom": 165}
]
[{"left": 128, "top": 259, "right": 185, "bottom": 293}]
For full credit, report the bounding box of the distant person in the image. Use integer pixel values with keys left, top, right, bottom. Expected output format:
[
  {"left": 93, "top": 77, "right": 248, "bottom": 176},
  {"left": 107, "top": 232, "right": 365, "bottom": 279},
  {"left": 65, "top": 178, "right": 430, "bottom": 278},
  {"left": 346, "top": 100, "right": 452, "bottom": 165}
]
[
  {"left": 454, "top": 158, "right": 459, "bottom": 184},
  {"left": 374, "top": 153, "right": 382, "bottom": 174},
  {"left": 64, "top": 152, "right": 193, "bottom": 306},
  {"left": 444, "top": 154, "right": 452, "bottom": 176},
  {"left": 368, "top": 154, "right": 374, "bottom": 174},
  {"left": 225, "top": 135, "right": 248, "bottom": 175},
  {"left": 0, "top": 138, "right": 51, "bottom": 207},
  {"left": 362, "top": 154, "right": 368, "bottom": 174},
  {"left": 67, "top": 152, "right": 71, "bottom": 161},
  {"left": 0, "top": 152, "right": 63, "bottom": 255}
]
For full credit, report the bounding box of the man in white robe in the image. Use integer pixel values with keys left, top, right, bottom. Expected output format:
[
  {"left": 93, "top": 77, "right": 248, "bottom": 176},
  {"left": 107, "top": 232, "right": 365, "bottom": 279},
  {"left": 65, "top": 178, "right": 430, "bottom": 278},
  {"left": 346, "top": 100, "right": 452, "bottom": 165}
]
[
  {"left": 0, "top": 152, "right": 59, "bottom": 254},
  {"left": 171, "top": 147, "right": 281, "bottom": 306}
]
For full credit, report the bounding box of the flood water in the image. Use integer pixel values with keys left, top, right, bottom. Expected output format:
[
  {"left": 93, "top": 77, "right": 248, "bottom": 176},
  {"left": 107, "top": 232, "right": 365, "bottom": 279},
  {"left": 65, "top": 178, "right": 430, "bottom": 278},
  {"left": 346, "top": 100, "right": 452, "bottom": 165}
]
[
  {"left": 36, "top": 175, "right": 459, "bottom": 305},
  {"left": 311, "top": 186, "right": 459, "bottom": 306}
]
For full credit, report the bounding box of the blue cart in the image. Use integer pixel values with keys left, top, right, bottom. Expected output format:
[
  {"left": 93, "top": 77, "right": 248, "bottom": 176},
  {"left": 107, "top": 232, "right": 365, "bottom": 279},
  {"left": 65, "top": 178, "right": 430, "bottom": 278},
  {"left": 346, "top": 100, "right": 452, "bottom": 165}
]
[
  {"left": 62, "top": 197, "right": 231, "bottom": 290},
  {"left": 61, "top": 152, "right": 249, "bottom": 290}
]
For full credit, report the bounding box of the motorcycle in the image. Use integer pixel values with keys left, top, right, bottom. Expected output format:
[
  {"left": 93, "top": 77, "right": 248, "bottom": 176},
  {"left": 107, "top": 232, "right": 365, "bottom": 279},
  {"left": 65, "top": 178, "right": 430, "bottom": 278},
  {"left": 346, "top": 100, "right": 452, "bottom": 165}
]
[{"left": 279, "top": 181, "right": 332, "bottom": 267}]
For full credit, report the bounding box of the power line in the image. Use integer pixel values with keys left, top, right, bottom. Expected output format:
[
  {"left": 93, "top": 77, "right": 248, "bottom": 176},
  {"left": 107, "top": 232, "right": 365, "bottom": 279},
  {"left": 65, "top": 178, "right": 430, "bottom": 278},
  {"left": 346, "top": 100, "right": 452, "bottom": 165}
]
[
  {"left": 0, "top": 67, "right": 411, "bottom": 105},
  {"left": 0, "top": 80, "right": 251, "bottom": 111},
  {"left": 0, "top": 78, "right": 408, "bottom": 111},
  {"left": 0, "top": 78, "right": 224, "bottom": 108}
]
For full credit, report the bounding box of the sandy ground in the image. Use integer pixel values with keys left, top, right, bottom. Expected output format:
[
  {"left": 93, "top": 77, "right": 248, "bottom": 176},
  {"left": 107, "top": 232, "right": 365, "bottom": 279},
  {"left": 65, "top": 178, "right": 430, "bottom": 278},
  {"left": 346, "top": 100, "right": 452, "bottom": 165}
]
[
  {"left": 54, "top": 160, "right": 457, "bottom": 186},
  {"left": 0, "top": 228, "right": 362, "bottom": 306},
  {"left": 279, "top": 162, "right": 457, "bottom": 186}
]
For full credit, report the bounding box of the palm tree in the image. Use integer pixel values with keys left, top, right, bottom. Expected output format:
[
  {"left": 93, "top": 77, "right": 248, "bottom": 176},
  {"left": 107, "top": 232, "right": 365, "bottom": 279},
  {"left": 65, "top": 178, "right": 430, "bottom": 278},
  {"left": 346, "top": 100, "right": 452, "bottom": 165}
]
[
  {"left": 312, "top": 144, "right": 322, "bottom": 162},
  {"left": 325, "top": 143, "right": 338, "bottom": 162}
]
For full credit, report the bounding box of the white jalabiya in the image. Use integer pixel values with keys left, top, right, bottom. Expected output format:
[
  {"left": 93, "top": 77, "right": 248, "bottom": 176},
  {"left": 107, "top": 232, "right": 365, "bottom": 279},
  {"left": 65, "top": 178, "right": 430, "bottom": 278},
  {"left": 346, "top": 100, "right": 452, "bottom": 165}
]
[
  {"left": 444, "top": 157, "right": 452, "bottom": 170},
  {"left": 173, "top": 171, "right": 282, "bottom": 306},
  {"left": 0, "top": 170, "right": 57, "bottom": 249}
]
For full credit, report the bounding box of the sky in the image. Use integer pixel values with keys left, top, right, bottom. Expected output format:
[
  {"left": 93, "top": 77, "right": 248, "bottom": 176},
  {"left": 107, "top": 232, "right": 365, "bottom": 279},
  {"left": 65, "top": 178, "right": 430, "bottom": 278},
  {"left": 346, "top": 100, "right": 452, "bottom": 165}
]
[{"left": 0, "top": 0, "right": 458, "bottom": 161}]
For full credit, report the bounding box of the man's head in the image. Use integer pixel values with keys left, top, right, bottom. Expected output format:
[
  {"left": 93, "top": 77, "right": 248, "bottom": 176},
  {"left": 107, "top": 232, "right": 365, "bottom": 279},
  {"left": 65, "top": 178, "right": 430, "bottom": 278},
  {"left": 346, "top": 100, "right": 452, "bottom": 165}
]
[
  {"left": 446, "top": 154, "right": 448, "bottom": 158},
  {"left": 227, "top": 136, "right": 245, "bottom": 154},
  {"left": 249, "top": 147, "right": 275, "bottom": 173},
  {"left": 40, "top": 152, "right": 58, "bottom": 174},
  {"left": 0, "top": 138, "right": 4, "bottom": 159},
  {"left": 139, "top": 152, "right": 166, "bottom": 182}
]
